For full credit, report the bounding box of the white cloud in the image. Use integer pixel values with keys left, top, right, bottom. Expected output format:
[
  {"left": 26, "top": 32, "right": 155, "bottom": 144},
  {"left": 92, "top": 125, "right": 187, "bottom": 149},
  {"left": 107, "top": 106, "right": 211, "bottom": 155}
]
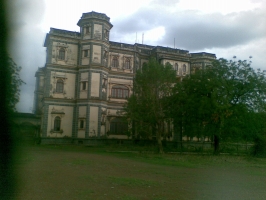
[
  {"left": 145, "top": 26, "right": 166, "bottom": 45},
  {"left": 205, "top": 37, "right": 266, "bottom": 70},
  {"left": 177, "top": 0, "right": 262, "bottom": 14}
]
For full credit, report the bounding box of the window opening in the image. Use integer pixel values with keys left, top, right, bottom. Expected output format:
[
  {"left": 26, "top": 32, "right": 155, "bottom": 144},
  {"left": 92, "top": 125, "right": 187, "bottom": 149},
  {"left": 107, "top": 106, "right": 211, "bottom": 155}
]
[
  {"left": 110, "top": 118, "right": 128, "bottom": 135},
  {"left": 111, "top": 85, "right": 129, "bottom": 99},
  {"left": 125, "top": 59, "right": 130, "bottom": 69},
  {"left": 80, "top": 120, "right": 84, "bottom": 129},
  {"left": 175, "top": 63, "right": 178, "bottom": 71},
  {"left": 54, "top": 116, "right": 61, "bottom": 131},
  {"left": 82, "top": 82, "right": 86, "bottom": 90},
  {"left": 84, "top": 50, "right": 89, "bottom": 57},
  {"left": 58, "top": 48, "right": 65, "bottom": 60},
  {"left": 112, "top": 57, "right": 118, "bottom": 68},
  {"left": 84, "top": 26, "right": 91, "bottom": 35},
  {"left": 183, "top": 64, "right": 187, "bottom": 72},
  {"left": 56, "top": 79, "right": 64, "bottom": 93}
]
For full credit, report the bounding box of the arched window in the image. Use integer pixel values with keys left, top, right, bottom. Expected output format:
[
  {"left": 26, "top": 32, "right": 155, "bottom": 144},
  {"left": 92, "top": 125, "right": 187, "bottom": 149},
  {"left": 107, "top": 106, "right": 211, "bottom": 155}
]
[
  {"left": 54, "top": 116, "right": 61, "bottom": 131},
  {"left": 175, "top": 63, "right": 178, "bottom": 71},
  {"left": 111, "top": 85, "right": 129, "bottom": 99},
  {"left": 58, "top": 48, "right": 65, "bottom": 60},
  {"left": 112, "top": 57, "right": 118, "bottom": 68},
  {"left": 125, "top": 58, "right": 130, "bottom": 69},
  {"left": 56, "top": 79, "right": 64, "bottom": 93},
  {"left": 183, "top": 64, "right": 187, "bottom": 73}
]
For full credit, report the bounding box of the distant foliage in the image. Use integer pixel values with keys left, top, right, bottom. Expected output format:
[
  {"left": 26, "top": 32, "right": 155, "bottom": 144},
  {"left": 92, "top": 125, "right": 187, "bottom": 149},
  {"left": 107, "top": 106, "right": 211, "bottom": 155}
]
[{"left": 251, "top": 135, "right": 266, "bottom": 157}]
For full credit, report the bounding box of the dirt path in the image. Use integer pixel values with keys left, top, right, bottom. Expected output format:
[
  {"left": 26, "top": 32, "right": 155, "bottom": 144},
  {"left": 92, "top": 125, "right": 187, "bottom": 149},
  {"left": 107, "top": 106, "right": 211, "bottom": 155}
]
[{"left": 15, "top": 146, "right": 266, "bottom": 200}]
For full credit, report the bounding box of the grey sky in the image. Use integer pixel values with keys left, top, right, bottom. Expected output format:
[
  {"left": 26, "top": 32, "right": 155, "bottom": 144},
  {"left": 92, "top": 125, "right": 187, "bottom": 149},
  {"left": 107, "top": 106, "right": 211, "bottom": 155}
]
[{"left": 7, "top": 0, "right": 266, "bottom": 113}]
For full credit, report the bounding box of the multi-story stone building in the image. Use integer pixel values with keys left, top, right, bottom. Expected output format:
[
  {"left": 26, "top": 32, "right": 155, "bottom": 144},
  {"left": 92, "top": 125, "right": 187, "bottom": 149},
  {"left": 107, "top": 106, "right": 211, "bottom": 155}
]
[{"left": 34, "top": 11, "right": 216, "bottom": 143}]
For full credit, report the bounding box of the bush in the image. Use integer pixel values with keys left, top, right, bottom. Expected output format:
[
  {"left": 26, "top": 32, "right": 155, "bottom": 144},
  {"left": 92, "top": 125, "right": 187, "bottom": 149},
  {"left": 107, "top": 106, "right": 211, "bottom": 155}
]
[{"left": 250, "top": 135, "right": 266, "bottom": 157}]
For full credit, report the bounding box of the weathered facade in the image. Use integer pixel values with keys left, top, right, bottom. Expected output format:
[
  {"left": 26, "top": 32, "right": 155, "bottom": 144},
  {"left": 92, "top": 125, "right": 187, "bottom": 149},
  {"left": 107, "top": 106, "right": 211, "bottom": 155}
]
[{"left": 34, "top": 11, "right": 216, "bottom": 143}]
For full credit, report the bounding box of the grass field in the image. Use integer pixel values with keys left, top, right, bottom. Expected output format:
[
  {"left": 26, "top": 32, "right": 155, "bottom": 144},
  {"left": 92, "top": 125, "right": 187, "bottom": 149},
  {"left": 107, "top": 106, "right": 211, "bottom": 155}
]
[{"left": 13, "top": 145, "right": 266, "bottom": 200}]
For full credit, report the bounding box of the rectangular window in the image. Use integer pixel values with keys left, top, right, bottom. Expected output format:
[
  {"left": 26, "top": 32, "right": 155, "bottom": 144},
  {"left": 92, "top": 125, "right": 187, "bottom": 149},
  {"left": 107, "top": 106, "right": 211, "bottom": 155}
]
[
  {"left": 84, "top": 27, "right": 91, "bottom": 35},
  {"left": 111, "top": 87, "right": 129, "bottom": 99},
  {"left": 117, "top": 89, "right": 122, "bottom": 98},
  {"left": 58, "top": 48, "right": 65, "bottom": 60},
  {"left": 112, "top": 57, "right": 118, "bottom": 67},
  {"left": 84, "top": 50, "right": 89, "bottom": 57},
  {"left": 110, "top": 121, "right": 128, "bottom": 135},
  {"left": 80, "top": 120, "right": 84, "bottom": 129},
  {"left": 54, "top": 117, "right": 61, "bottom": 131},
  {"left": 125, "top": 59, "right": 130, "bottom": 69},
  {"left": 81, "top": 82, "right": 87, "bottom": 90}
]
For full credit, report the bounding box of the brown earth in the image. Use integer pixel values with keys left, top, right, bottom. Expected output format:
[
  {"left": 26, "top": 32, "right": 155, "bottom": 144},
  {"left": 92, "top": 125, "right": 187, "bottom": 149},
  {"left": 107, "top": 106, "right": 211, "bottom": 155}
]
[{"left": 13, "top": 145, "right": 266, "bottom": 200}]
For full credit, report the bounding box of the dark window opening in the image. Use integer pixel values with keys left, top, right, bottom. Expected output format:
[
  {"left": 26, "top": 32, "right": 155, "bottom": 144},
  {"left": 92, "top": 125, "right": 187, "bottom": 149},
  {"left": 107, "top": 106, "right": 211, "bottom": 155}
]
[
  {"left": 183, "top": 64, "right": 187, "bottom": 72},
  {"left": 175, "top": 63, "right": 178, "bottom": 71},
  {"left": 112, "top": 57, "right": 118, "bottom": 68},
  {"left": 125, "top": 59, "right": 130, "bottom": 69},
  {"left": 110, "top": 119, "right": 128, "bottom": 135},
  {"left": 58, "top": 48, "right": 65, "bottom": 60},
  {"left": 54, "top": 116, "right": 61, "bottom": 131},
  {"left": 84, "top": 26, "right": 91, "bottom": 35},
  {"left": 111, "top": 85, "right": 129, "bottom": 99},
  {"left": 84, "top": 50, "right": 89, "bottom": 57},
  {"left": 82, "top": 82, "right": 86, "bottom": 90},
  {"left": 80, "top": 120, "right": 84, "bottom": 129},
  {"left": 56, "top": 79, "right": 64, "bottom": 93}
]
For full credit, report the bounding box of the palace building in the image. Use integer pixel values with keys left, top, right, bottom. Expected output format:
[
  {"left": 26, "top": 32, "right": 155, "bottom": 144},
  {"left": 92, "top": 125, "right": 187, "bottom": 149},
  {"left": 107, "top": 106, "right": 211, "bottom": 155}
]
[{"left": 34, "top": 11, "right": 216, "bottom": 143}]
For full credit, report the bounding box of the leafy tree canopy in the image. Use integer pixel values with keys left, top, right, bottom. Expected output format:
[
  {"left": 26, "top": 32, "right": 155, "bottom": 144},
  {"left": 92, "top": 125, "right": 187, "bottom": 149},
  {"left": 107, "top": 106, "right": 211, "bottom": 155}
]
[
  {"left": 171, "top": 58, "right": 266, "bottom": 153},
  {"left": 124, "top": 57, "right": 176, "bottom": 153}
]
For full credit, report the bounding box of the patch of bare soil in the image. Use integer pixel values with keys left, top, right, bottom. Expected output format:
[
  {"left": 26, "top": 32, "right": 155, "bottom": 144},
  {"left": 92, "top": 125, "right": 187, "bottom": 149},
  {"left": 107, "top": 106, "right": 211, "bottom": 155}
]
[{"left": 15, "top": 146, "right": 266, "bottom": 200}]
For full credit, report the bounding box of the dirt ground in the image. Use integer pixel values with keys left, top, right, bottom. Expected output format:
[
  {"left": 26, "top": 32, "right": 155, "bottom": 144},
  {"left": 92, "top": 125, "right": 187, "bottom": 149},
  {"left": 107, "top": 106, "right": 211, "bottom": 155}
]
[{"left": 13, "top": 145, "right": 266, "bottom": 200}]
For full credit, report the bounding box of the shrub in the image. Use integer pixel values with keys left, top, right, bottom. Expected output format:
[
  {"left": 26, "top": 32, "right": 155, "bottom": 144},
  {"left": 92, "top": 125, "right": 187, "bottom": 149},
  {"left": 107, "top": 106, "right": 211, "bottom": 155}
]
[{"left": 250, "top": 135, "right": 266, "bottom": 157}]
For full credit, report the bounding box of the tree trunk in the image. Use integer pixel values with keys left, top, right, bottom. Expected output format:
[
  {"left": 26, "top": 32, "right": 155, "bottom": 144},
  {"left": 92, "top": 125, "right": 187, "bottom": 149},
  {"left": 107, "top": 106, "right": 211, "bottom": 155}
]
[
  {"left": 156, "top": 132, "right": 164, "bottom": 154},
  {"left": 156, "top": 123, "right": 164, "bottom": 154},
  {"left": 213, "top": 134, "right": 220, "bottom": 155},
  {"left": 179, "top": 119, "right": 183, "bottom": 152}
]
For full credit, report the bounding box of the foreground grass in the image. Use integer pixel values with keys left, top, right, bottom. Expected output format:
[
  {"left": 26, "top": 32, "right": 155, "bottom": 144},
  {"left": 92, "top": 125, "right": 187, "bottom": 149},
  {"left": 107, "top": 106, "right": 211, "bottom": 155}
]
[
  {"left": 15, "top": 144, "right": 266, "bottom": 200},
  {"left": 32, "top": 144, "right": 266, "bottom": 168}
]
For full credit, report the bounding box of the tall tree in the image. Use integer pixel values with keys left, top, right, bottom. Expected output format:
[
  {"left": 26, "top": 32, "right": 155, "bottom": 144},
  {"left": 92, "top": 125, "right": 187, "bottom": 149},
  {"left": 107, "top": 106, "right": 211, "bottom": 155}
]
[
  {"left": 171, "top": 58, "right": 266, "bottom": 154},
  {"left": 6, "top": 56, "right": 25, "bottom": 112},
  {"left": 124, "top": 57, "right": 176, "bottom": 153}
]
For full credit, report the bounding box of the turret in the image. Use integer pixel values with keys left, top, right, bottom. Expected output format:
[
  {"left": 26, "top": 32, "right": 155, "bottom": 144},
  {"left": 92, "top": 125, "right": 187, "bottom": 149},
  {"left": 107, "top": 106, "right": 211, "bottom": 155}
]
[{"left": 77, "top": 11, "right": 113, "bottom": 41}]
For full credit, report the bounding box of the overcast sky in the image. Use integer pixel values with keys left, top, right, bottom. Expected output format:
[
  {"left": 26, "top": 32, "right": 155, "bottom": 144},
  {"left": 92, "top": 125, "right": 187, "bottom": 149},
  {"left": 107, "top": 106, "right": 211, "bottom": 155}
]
[{"left": 7, "top": 0, "right": 266, "bottom": 113}]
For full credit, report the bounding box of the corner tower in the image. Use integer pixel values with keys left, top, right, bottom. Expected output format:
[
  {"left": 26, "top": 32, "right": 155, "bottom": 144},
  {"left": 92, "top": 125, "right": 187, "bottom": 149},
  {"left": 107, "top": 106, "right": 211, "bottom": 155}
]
[{"left": 77, "top": 11, "right": 113, "bottom": 67}]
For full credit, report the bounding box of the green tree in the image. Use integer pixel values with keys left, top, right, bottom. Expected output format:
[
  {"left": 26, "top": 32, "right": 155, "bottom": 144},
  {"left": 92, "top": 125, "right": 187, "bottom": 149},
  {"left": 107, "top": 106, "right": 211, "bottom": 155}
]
[
  {"left": 124, "top": 58, "right": 176, "bottom": 153},
  {"left": 6, "top": 56, "right": 25, "bottom": 113},
  {"left": 171, "top": 58, "right": 266, "bottom": 154}
]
